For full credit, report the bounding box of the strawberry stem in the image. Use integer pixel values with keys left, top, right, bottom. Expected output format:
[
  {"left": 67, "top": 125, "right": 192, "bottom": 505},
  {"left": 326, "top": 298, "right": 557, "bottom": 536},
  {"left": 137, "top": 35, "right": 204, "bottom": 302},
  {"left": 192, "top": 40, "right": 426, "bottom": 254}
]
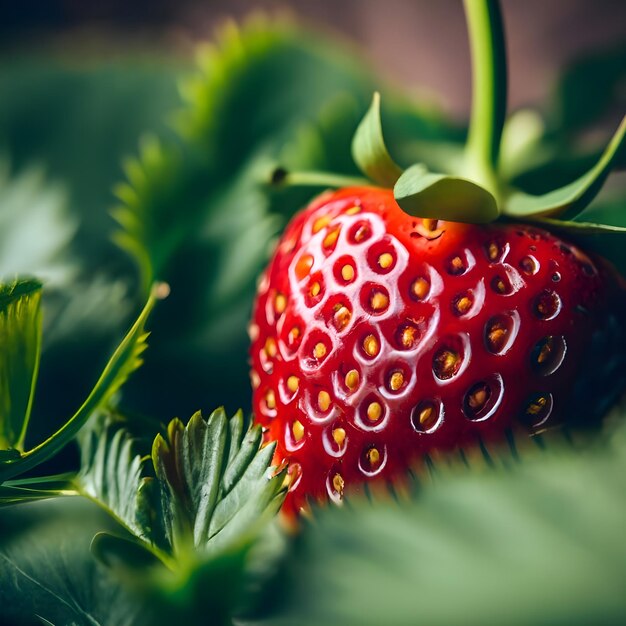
[{"left": 462, "top": 0, "right": 507, "bottom": 200}]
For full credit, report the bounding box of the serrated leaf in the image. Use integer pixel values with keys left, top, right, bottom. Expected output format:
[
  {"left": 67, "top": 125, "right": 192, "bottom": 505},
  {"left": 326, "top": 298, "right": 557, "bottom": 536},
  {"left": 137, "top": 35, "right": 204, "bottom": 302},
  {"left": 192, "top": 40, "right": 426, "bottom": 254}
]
[
  {"left": 504, "top": 116, "right": 626, "bottom": 220},
  {"left": 261, "top": 418, "right": 626, "bottom": 626},
  {"left": 0, "top": 286, "right": 160, "bottom": 483},
  {"left": 152, "top": 408, "right": 285, "bottom": 557},
  {"left": 351, "top": 92, "right": 403, "bottom": 186},
  {"left": 0, "top": 279, "right": 43, "bottom": 450},
  {"left": 394, "top": 163, "right": 499, "bottom": 223},
  {"left": 76, "top": 415, "right": 159, "bottom": 545}
]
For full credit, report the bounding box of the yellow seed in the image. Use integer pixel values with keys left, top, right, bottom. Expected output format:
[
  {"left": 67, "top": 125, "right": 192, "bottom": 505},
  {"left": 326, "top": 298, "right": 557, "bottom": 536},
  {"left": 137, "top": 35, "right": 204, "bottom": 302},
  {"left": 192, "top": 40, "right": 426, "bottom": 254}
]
[
  {"left": 265, "top": 338, "right": 277, "bottom": 358},
  {"left": 494, "top": 279, "right": 506, "bottom": 294},
  {"left": 468, "top": 387, "right": 488, "bottom": 410},
  {"left": 345, "top": 369, "right": 360, "bottom": 391},
  {"left": 400, "top": 325, "right": 417, "bottom": 349},
  {"left": 367, "top": 447, "right": 381, "bottom": 466},
  {"left": 251, "top": 371, "right": 260, "bottom": 389},
  {"left": 370, "top": 291, "right": 389, "bottom": 311},
  {"left": 287, "top": 375, "right": 299, "bottom": 392},
  {"left": 313, "top": 215, "right": 331, "bottom": 233},
  {"left": 323, "top": 228, "right": 340, "bottom": 248},
  {"left": 419, "top": 405, "right": 434, "bottom": 426},
  {"left": 363, "top": 334, "right": 380, "bottom": 357},
  {"left": 411, "top": 278, "right": 429, "bottom": 300},
  {"left": 332, "top": 427, "right": 346, "bottom": 447},
  {"left": 537, "top": 338, "right": 553, "bottom": 364},
  {"left": 354, "top": 226, "right": 368, "bottom": 242},
  {"left": 274, "top": 293, "right": 287, "bottom": 314},
  {"left": 341, "top": 264, "right": 355, "bottom": 282},
  {"left": 367, "top": 401, "right": 383, "bottom": 422},
  {"left": 310, "top": 281, "right": 321, "bottom": 297},
  {"left": 345, "top": 206, "right": 361, "bottom": 215},
  {"left": 436, "top": 350, "right": 458, "bottom": 377},
  {"left": 265, "top": 390, "right": 276, "bottom": 410},
  {"left": 292, "top": 420, "right": 305, "bottom": 442},
  {"left": 332, "top": 473, "right": 345, "bottom": 495},
  {"left": 423, "top": 218, "right": 438, "bottom": 231},
  {"left": 487, "top": 326, "right": 506, "bottom": 351},
  {"left": 318, "top": 390, "right": 331, "bottom": 412},
  {"left": 449, "top": 256, "right": 464, "bottom": 273},
  {"left": 527, "top": 396, "right": 547, "bottom": 416},
  {"left": 333, "top": 305, "right": 351, "bottom": 330},
  {"left": 378, "top": 252, "right": 393, "bottom": 269},
  {"left": 313, "top": 342, "right": 327, "bottom": 359},
  {"left": 295, "top": 254, "right": 314, "bottom": 280},
  {"left": 288, "top": 327, "right": 300, "bottom": 344},
  {"left": 389, "top": 371, "right": 404, "bottom": 391},
  {"left": 488, "top": 242, "right": 499, "bottom": 261},
  {"left": 455, "top": 296, "right": 472, "bottom": 314}
]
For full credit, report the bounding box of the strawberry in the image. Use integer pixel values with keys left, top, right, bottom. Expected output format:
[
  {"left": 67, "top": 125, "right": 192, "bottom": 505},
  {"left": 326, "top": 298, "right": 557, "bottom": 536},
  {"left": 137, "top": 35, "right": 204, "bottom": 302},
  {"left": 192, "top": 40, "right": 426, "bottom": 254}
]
[
  {"left": 249, "top": 1, "right": 626, "bottom": 515},
  {"left": 249, "top": 186, "right": 625, "bottom": 515}
]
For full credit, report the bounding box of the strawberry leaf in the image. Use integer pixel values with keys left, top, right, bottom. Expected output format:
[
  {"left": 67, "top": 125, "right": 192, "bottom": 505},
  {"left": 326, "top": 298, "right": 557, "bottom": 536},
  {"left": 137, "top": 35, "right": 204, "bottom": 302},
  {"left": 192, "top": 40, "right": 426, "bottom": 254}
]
[
  {"left": 504, "top": 115, "right": 626, "bottom": 220},
  {"left": 0, "top": 499, "right": 146, "bottom": 626},
  {"left": 0, "top": 279, "right": 43, "bottom": 451},
  {"left": 352, "top": 92, "right": 403, "bottom": 187},
  {"left": 0, "top": 474, "right": 75, "bottom": 507},
  {"left": 76, "top": 414, "right": 163, "bottom": 548},
  {"left": 152, "top": 408, "right": 285, "bottom": 557},
  {"left": 0, "top": 285, "right": 161, "bottom": 483},
  {"left": 394, "top": 163, "right": 499, "bottom": 223}
]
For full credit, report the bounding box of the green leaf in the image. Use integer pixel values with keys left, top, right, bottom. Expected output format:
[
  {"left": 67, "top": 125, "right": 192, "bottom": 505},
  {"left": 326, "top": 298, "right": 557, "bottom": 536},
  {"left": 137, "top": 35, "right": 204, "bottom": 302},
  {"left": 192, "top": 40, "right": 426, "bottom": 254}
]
[
  {"left": 261, "top": 418, "right": 626, "bottom": 626},
  {"left": 0, "top": 474, "right": 76, "bottom": 507},
  {"left": 0, "top": 498, "right": 145, "bottom": 626},
  {"left": 0, "top": 162, "right": 76, "bottom": 286},
  {"left": 91, "top": 532, "right": 163, "bottom": 576},
  {"left": 0, "top": 56, "right": 183, "bottom": 272},
  {"left": 0, "top": 285, "right": 162, "bottom": 483},
  {"left": 152, "top": 408, "right": 285, "bottom": 557},
  {"left": 76, "top": 414, "right": 161, "bottom": 547},
  {"left": 551, "top": 44, "right": 626, "bottom": 137},
  {"left": 351, "top": 92, "right": 403, "bottom": 186},
  {"left": 504, "top": 115, "right": 626, "bottom": 220},
  {"left": 394, "top": 163, "right": 499, "bottom": 223},
  {"left": 0, "top": 279, "right": 43, "bottom": 450}
]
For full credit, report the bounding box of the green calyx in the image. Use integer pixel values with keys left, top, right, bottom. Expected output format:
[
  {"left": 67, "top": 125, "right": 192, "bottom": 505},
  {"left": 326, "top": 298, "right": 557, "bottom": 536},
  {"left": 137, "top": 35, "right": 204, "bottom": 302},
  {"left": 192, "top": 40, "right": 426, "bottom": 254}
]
[{"left": 350, "top": 0, "right": 626, "bottom": 238}]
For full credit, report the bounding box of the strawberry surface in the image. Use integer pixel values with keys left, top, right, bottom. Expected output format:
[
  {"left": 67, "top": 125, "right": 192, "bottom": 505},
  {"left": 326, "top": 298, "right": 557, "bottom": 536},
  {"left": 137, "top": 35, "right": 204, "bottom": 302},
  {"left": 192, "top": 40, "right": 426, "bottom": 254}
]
[{"left": 250, "top": 187, "right": 625, "bottom": 515}]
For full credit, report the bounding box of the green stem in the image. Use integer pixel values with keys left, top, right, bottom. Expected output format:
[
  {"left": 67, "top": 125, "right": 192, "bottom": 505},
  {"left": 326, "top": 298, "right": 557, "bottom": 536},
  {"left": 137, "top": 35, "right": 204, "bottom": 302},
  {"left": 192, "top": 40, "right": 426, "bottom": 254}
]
[{"left": 462, "top": 0, "right": 507, "bottom": 199}]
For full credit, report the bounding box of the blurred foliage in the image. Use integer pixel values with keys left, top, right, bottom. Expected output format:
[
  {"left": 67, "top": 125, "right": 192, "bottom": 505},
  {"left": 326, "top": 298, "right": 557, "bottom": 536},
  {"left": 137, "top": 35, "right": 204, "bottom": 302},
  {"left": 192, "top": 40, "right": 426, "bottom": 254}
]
[{"left": 258, "top": 414, "right": 626, "bottom": 626}]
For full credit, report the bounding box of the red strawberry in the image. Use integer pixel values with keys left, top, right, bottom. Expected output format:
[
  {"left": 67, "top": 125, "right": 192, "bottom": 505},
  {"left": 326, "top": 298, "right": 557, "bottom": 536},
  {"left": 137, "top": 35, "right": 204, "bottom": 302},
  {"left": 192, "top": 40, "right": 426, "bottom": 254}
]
[{"left": 250, "top": 186, "right": 625, "bottom": 515}]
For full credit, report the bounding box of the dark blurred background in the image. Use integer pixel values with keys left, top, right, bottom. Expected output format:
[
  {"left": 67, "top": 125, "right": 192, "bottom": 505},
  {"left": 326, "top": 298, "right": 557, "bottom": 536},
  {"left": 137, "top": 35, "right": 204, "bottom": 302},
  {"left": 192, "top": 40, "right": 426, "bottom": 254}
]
[{"left": 2, "top": 0, "right": 626, "bottom": 118}]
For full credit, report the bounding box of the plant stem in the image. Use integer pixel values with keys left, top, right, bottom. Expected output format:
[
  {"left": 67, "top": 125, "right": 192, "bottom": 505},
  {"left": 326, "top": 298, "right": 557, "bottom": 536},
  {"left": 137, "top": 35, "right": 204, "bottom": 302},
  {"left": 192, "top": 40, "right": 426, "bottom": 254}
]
[{"left": 462, "top": 0, "right": 507, "bottom": 199}]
